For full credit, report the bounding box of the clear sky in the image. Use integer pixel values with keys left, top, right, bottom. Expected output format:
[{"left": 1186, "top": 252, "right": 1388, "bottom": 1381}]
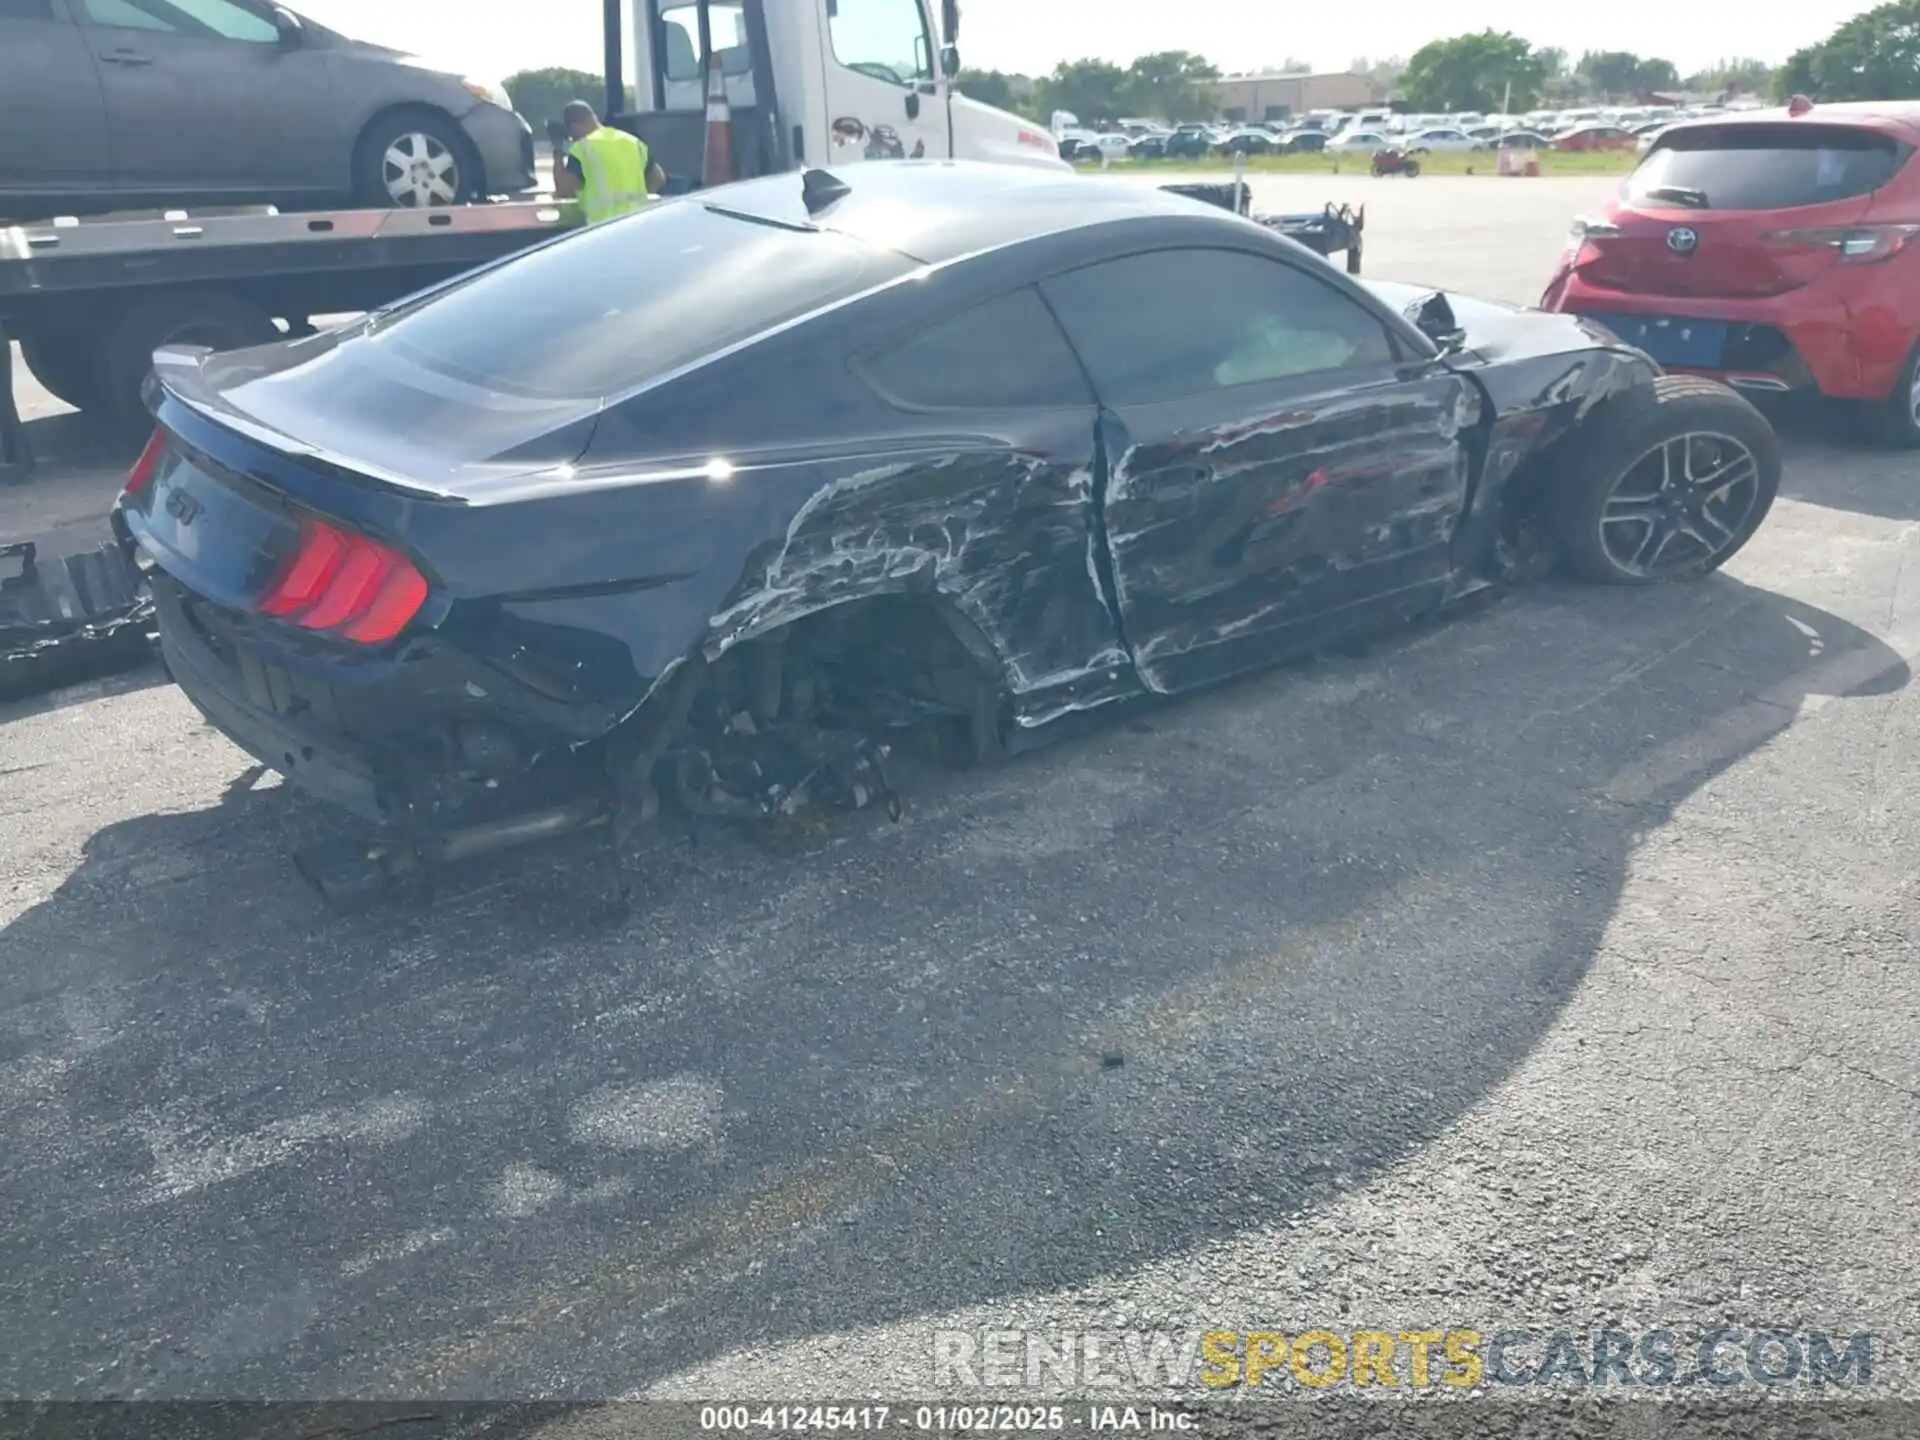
[{"left": 290, "top": 0, "right": 1869, "bottom": 84}]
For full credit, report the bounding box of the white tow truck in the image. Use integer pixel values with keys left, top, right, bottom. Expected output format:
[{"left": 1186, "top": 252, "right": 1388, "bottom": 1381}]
[{"left": 0, "top": 0, "right": 1064, "bottom": 438}]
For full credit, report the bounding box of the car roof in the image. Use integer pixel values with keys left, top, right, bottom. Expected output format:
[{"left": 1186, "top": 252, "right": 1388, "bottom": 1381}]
[
  {"left": 1662, "top": 100, "right": 1920, "bottom": 141},
  {"left": 699, "top": 160, "right": 1246, "bottom": 267}
]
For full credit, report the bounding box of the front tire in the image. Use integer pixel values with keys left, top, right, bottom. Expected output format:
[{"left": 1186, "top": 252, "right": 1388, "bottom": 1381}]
[
  {"left": 353, "top": 110, "right": 478, "bottom": 208},
  {"left": 1549, "top": 374, "right": 1781, "bottom": 585}
]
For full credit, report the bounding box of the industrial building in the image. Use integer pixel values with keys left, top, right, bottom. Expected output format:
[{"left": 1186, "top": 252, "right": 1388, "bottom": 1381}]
[{"left": 1211, "top": 70, "right": 1390, "bottom": 122}]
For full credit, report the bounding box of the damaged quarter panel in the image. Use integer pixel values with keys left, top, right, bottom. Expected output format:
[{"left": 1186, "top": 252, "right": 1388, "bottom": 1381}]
[
  {"left": 1043, "top": 247, "right": 1479, "bottom": 695},
  {"left": 546, "top": 271, "right": 1133, "bottom": 731}
]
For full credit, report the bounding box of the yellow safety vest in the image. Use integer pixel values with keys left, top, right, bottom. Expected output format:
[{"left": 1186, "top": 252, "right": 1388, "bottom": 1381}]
[{"left": 572, "top": 126, "right": 651, "bottom": 225}]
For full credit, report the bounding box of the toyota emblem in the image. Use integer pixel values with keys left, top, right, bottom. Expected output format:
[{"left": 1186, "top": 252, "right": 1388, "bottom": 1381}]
[{"left": 1667, "top": 226, "right": 1699, "bottom": 255}]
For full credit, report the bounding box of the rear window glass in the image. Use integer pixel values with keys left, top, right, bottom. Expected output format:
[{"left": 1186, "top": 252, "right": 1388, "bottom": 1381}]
[
  {"left": 1626, "top": 124, "right": 1910, "bottom": 211},
  {"left": 364, "top": 201, "right": 914, "bottom": 401}
]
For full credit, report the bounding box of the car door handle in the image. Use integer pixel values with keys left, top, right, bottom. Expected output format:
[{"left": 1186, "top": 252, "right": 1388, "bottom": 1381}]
[{"left": 100, "top": 49, "right": 153, "bottom": 65}]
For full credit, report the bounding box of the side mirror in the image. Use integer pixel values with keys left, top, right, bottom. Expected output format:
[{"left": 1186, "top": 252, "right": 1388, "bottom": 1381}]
[
  {"left": 940, "top": 45, "right": 960, "bottom": 78},
  {"left": 940, "top": 0, "right": 959, "bottom": 43},
  {"left": 1406, "top": 291, "right": 1465, "bottom": 352},
  {"left": 270, "top": 5, "right": 303, "bottom": 42}
]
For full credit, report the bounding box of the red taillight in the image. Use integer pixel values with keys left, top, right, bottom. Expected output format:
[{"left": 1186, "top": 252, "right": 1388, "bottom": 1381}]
[
  {"left": 258, "top": 516, "right": 428, "bottom": 645},
  {"left": 124, "top": 430, "right": 167, "bottom": 496},
  {"left": 1762, "top": 224, "right": 1920, "bottom": 264}
]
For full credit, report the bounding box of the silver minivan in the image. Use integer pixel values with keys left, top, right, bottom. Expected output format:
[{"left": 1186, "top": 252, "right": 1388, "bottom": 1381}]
[{"left": 0, "top": 0, "right": 536, "bottom": 218}]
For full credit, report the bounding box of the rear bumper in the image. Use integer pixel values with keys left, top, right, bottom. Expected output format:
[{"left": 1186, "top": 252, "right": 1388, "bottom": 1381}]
[
  {"left": 146, "top": 570, "right": 606, "bottom": 828},
  {"left": 1543, "top": 268, "right": 1913, "bottom": 403},
  {"left": 154, "top": 576, "right": 386, "bottom": 821}
]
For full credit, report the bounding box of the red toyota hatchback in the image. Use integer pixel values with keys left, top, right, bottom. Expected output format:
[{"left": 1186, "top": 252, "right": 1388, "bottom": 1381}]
[{"left": 1542, "top": 98, "right": 1920, "bottom": 447}]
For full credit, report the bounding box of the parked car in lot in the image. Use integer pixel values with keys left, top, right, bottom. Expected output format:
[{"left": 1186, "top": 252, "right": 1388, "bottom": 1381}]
[
  {"left": 1129, "top": 133, "right": 1169, "bottom": 159},
  {"left": 1214, "top": 129, "right": 1275, "bottom": 155},
  {"left": 1404, "top": 128, "right": 1486, "bottom": 153},
  {"left": 1543, "top": 99, "right": 1920, "bottom": 446},
  {"left": 1330, "top": 129, "right": 1391, "bottom": 152},
  {"left": 118, "top": 161, "right": 1782, "bottom": 900},
  {"left": 1497, "top": 130, "right": 1553, "bottom": 150},
  {"left": 1075, "top": 133, "right": 1136, "bottom": 162},
  {"left": 1552, "top": 125, "right": 1640, "bottom": 153},
  {"left": 0, "top": 0, "right": 536, "bottom": 216},
  {"left": 1164, "top": 125, "right": 1217, "bottom": 158},
  {"left": 1280, "top": 129, "right": 1330, "bottom": 153}
]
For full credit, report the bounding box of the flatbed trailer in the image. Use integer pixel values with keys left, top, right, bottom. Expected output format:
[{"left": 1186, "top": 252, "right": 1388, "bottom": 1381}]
[{"left": 0, "top": 200, "right": 579, "bottom": 439}]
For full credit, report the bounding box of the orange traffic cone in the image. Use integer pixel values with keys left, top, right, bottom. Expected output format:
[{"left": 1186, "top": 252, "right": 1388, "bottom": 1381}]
[{"left": 702, "top": 52, "right": 735, "bottom": 188}]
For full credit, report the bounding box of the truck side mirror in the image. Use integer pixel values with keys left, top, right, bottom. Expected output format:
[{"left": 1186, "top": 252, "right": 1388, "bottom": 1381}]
[
  {"left": 940, "top": 0, "right": 960, "bottom": 43},
  {"left": 940, "top": 45, "right": 960, "bottom": 78}
]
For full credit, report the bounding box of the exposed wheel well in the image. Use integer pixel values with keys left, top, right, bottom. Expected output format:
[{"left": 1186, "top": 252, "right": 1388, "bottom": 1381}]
[
  {"left": 700, "top": 595, "right": 1009, "bottom": 759},
  {"left": 610, "top": 595, "right": 1009, "bottom": 824}
]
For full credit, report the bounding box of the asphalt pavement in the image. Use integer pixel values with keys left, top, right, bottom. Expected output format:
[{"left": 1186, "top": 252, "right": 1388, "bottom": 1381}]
[{"left": 3, "top": 174, "right": 1918, "bottom": 1411}]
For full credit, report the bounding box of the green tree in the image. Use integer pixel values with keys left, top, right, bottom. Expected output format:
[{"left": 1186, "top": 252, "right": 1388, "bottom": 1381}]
[
  {"left": 1121, "top": 50, "right": 1221, "bottom": 121},
  {"left": 1576, "top": 51, "right": 1643, "bottom": 98},
  {"left": 1685, "top": 57, "right": 1775, "bottom": 96},
  {"left": 1776, "top": 0, "right": 1920, "bottom": 101},
  {"left": 1400, "top": 31, "right": 1547, "bottom": 112},
  {"left": 505, "top": 67, "right": 608, "bottom": 128},
  {"left": 1575, "top": 50, "right": 1682, "bottom": 98},
  {"left": 1637, "top": 57, "right": 1681, "bottom": 92},
  {"left": 953, "top": 68, "right": 1034, "bottom": 115},
  {"left": 1033, "top": 58, "right": 1131, "bottom": 125}
]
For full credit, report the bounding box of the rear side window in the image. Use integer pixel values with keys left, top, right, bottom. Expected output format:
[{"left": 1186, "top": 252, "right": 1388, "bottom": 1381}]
[
  {"left": 1627, "top": 124, "right": 1911, "bottom": 211},
  {"left": 855, "top": 288, "right": 1093, "bottom": 410},
  {"left": 1041, "top": 248, "right": 1398, "bottom": 406},
  {"left": 365, "top": 202, "right": 914, "bottom": 401}
]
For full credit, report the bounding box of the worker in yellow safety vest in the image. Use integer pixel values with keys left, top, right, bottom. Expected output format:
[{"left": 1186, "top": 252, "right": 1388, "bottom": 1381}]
[{"left": 553, "top": 100, "right": 665, "bottom": 224}]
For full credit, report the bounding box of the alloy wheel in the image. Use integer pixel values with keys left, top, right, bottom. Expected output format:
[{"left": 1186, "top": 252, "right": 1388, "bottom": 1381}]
[
  {"left": 382, "top": 133, "right": 461, "bottom": 207},
  {"left": 1597, "top": 431, "right": 1762, "bottom": 578}
]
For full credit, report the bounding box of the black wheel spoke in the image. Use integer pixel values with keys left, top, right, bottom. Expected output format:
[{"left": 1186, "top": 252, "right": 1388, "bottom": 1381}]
[
  {"left": 1687, "top": 454, "right": 1755, "bottom": 500},
  {"left": 1603, "top": 495, "right": 1661, "bottom": 526},
  {"left": 1629, "top": 518, "right": 1674, "bottom": 569},
  {"left": 1691, "top": 505, "right": 1736, "bottom": 546}
]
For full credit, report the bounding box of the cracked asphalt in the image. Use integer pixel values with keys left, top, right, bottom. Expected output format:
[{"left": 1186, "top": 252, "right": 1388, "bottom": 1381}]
[{"left": 2, "top": 176, "right": 1918, "bottom": 1417}]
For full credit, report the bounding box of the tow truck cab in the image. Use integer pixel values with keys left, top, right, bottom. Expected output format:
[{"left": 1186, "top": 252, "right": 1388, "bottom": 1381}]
[{"left": 610, "top": 0, "right": 1065, "bottom": 182}]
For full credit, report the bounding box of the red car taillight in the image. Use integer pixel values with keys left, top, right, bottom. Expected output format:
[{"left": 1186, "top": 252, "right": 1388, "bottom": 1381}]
[
  {"left": 124, "top": 429, "right": 167, "bottom": 497},
  {"left": 258, "top": 516, "right": 429, "bottom": 645},
  {"left": 1762, "top": 224, "right": 1920, "bottom": 265}
]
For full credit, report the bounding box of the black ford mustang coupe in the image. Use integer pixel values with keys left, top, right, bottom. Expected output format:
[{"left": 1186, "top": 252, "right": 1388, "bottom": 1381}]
[{"left": 114, "top": 162, "right": 1781, "bottom": 901}]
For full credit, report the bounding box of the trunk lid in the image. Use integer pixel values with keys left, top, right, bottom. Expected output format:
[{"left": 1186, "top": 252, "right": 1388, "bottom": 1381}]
[{"left": 1573, "top": 120, "right": 1911, "bottom": 299}]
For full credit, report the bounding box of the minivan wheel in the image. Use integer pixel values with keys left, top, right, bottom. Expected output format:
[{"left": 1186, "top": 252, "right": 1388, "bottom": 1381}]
[
  {"left": 354, "top": 111, "right": 476, "bottom": 208},
  {"left": 1874, "top": 342, "right": 1920, "bottom": 450}
]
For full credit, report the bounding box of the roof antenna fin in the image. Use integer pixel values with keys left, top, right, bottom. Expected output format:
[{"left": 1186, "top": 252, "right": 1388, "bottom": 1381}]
[{"left": 801, "top": 167, "right": 853, "bottom": 215}]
